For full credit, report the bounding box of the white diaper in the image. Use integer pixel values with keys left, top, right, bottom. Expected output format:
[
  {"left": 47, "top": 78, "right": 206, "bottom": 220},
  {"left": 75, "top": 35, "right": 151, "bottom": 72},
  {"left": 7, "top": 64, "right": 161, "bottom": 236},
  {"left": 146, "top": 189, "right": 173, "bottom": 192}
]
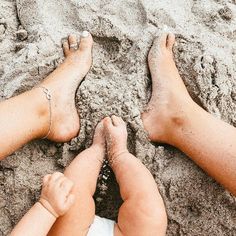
[{"left": 87, "top": 215, "right": 115, "bottom": 236}]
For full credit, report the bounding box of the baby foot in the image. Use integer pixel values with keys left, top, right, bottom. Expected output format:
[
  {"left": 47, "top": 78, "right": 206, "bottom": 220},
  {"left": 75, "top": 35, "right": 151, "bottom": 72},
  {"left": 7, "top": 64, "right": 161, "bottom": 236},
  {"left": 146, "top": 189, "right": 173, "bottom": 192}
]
[
  {"left": 91, "top": 120, "right": 106, "bottom": 163},
  {"left": 103, "top": 116, "right": 128, "bottom": 165}
]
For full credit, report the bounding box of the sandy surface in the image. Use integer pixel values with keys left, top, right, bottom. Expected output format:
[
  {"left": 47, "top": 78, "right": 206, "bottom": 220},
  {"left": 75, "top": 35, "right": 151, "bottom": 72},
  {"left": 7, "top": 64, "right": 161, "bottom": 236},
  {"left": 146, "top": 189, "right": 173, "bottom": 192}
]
[{"left": 1, "top": 0, "right": 236, "bottom": 235}]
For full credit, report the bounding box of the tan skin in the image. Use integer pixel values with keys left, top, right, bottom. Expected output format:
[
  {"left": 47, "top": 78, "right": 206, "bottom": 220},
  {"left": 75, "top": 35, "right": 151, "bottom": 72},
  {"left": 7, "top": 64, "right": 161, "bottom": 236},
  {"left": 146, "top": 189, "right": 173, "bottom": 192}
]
[
  {"left": 12, "top": 118, "right": 167, "bottom": 236},
  {"left": 48, "top": 117, "right": 167, "bottom": 236},
  {"left": 1, "top": 31, "right": 235, "bottom": 196},
  {"left": 142, "top": 33, "right": 236, "bottom": 196},
  {"left": 105, "top": 116, "right": 167, "bottom": 236},
  {"left": 1, "top": 30, "right": 236, "bottom": 235},
  {"left": 0, "top": 32, "right": 93, "bottom": 159},
  {"left": 11, "top": 172, "right": 75, "bottom": 236},
  {"left": 3, "top": 32, "right": 167, "bottom": 235}
]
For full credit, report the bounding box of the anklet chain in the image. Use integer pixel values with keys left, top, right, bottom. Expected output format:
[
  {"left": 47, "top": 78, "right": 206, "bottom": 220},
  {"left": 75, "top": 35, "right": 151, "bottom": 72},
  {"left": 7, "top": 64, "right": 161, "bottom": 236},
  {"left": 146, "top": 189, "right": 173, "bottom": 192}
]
[{"left": 36, "top": 86, "right": 52, "bottom": 139}]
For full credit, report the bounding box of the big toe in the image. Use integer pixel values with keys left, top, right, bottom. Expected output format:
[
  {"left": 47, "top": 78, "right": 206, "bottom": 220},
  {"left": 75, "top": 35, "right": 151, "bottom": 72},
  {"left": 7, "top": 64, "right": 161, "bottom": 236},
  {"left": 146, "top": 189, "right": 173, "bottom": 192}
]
[
  {"left": 103, "top": 117, "right": 113, "bottom": 131},
  {"left": 152, "top": 33, "right": 168, "bottom": 50},
  {"left": 166, "top": 33, "right": 175, "bottom": 51},
  {"left": 94, "top": 120, "right": 104, "bottom": 135},
  {"left": 79, "top": 31, "right": 93, "bottom": 52},
  {"left": 148, "top": 33, "right": 168, "bottom": 62},
  {"left": 111, "top": 115, "right": 124, "bottom": 127}
]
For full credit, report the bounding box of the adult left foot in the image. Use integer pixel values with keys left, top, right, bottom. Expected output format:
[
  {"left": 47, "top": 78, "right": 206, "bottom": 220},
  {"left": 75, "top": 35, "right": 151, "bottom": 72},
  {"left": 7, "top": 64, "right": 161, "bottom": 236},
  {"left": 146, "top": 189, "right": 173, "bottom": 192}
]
[{"left": 37, "top": 31, "right": 93, "bottom": 142}]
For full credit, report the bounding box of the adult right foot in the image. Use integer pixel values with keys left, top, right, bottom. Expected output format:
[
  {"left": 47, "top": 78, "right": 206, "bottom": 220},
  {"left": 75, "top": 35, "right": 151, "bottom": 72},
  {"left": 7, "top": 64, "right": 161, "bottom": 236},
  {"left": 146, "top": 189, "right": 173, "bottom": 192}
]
[{"left": 142, "top": 33, "right": 194, "bottom": 143}]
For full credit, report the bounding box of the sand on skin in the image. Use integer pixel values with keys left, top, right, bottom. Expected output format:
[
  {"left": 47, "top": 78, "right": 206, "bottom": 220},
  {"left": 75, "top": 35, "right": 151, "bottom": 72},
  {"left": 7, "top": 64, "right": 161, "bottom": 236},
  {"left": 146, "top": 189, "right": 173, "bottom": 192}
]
[{"left": 0, "top": 0, "right": 236, "bottom": 235}]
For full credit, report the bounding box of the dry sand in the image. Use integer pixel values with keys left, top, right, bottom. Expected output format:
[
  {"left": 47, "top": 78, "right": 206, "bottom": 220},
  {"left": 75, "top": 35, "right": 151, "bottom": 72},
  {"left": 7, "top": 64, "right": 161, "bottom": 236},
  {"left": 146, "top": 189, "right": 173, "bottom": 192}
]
[{"left": 1, "top": 0, "right": 236, "bottom": 235}]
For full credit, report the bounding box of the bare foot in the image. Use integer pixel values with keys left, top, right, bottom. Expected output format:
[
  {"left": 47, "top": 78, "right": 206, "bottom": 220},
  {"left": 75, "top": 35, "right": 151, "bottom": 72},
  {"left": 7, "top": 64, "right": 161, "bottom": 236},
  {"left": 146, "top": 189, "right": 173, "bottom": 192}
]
[
  {"left": 37, "top": 31, "right": 93, "bottom": 142},
  {"left": 91, "top": 120, "right": 106, "bottom": 162},
  {"left": 103, "top": 116, "right": 128, "bottom": 165},
  {"left": 142, "top": 33, "right": 193, "bottom": 143}
]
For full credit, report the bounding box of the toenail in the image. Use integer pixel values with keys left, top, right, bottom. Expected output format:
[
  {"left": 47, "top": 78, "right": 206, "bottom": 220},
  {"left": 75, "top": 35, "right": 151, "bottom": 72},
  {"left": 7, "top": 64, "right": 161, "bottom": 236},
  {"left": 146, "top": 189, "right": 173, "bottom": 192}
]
[{"left": 81, "top": 31, "right": 90, "bottom": 38}]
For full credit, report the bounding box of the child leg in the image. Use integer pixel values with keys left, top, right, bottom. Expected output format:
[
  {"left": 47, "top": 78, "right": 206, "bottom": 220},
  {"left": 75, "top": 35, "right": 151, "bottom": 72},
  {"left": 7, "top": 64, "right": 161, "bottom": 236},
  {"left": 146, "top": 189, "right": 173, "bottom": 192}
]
[
  {"left": 104, "top": 116, "right": 167, "bottom": 236},
  {"left": 48, "top": 121, "right": 105, "bottom": 236}
]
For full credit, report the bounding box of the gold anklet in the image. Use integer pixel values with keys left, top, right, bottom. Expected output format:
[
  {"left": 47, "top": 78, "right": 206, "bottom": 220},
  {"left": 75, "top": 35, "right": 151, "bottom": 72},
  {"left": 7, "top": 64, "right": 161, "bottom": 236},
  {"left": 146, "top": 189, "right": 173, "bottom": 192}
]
[{"left": 36, "top": 86, "right": 52, "bottom": 139}]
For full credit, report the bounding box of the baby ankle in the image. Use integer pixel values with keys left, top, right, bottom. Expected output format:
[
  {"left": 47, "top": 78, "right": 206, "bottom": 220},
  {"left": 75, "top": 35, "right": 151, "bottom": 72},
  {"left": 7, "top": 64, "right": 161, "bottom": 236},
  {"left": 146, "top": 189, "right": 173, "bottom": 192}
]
[{"left": 108, "top": 150, "right": 129, "bottom": 167}]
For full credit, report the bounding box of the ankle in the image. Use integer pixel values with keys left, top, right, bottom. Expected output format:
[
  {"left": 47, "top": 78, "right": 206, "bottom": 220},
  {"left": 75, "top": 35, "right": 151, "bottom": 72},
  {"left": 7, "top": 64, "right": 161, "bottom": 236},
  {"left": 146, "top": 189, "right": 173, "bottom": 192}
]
[
  {"left": 90, "top": 144, "right": 105, "bottom": 163},
  {"left": 165, "top": 99, "right": 198, "bottom": 144},
  {"left": 91, "top": 143, "right": 105, "bottom": 154},
  {"left": 108, "top": 149, "right": 129, "bottom": 167},
  {"left": 29, "top": 88, "right": 51, "bottom": 139}
]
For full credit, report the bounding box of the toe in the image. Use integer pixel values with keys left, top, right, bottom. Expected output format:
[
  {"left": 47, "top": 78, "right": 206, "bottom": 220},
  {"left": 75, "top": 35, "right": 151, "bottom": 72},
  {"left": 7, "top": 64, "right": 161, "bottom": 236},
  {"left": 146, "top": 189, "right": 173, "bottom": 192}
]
[
  {"left": 167, "top": 33, "right": 175, "bottom": 51},
  {"left": 118, "top": 116, "right": 126, "bottom": 126},
  {"left": 111, "top": 115, "right": 121, "bottom": 126},
  {"left": 43, "top": 174, "right": 51, "bottom": 185},
  {"left": 94, "top": 120, "right": 104, "bottom": 134},
  {"left": 62, "top": 40, "right": 70, "bottom": 56},
  {"left": 79, "top": 31, "right": 93, "bottom": 52},
  {"left": 150, "top": 33, "right": 168, "bottom": 58},
  {"left": 51, "top": 172, "right": 64, "bottom": 182},
  {"left": 160, "top": 33, "right": 168, "bottom": 48},
  {"left": 68, "top": 34, "right": 79, "bottom": 51},
  {"left": 104, "top": 117, "right": 113, "bottom": 130},
  {"left": 153, "top": 33, "right": 168, "bottom": 49},
  {"left": 93, "top": 120, "right": 105, "bottom": 146}
]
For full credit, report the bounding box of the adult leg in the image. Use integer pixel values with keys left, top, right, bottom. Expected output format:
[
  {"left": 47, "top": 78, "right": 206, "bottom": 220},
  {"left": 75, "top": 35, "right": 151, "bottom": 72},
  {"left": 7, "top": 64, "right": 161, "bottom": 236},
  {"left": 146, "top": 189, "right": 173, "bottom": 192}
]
[
  {"left": 142, "top": 33, "right": 236, "bottom": 195},
  {"left": 48, "top": 121, "right": 105, "bottom": 236},
  {"left": 0, "top": 31, "right": 93, "bottom": 160},
  {"left": 104, "top": 116, "right": 167, "bottom": 236}
]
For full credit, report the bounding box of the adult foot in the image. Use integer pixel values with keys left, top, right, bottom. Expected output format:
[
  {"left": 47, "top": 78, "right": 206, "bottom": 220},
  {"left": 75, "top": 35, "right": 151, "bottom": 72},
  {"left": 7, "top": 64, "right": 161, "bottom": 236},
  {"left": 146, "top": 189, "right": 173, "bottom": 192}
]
[
  {"left": 37, "top": 31, "right": 93, "bottom": 142},
  {"left": 103, "top": 116, "right": 129, "bottom": 165},
  {"left": 141, "top": 33, "right": 194, "bottom": 143}
]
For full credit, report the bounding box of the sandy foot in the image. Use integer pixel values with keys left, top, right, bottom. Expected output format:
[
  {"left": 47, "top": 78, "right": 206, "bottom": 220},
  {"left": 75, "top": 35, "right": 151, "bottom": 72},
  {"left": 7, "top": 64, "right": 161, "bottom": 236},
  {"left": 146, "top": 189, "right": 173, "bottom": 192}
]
[
  {"left": 103, "top": 116, "right": 128, "bottom": 165},
  {"left": 92, "top": 120, "right": 106, "bottom": 162},
  {"left": 142, "top": 33, "right": 192, "bottom": 143},
  {"left": 39, "top": 32, "right": 93, "bottom": 142}
]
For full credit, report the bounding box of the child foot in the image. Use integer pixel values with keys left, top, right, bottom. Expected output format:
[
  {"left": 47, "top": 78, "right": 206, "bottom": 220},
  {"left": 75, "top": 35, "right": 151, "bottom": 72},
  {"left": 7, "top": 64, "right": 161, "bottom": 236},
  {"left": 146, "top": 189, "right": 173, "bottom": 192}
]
[
  {"left": 103, "top": 116, "right": 128, "bottom": 165},
  {"left": 92, "top": 120, "right": 106, "bottom": 155},
  {"left": 37, "top": 31, "right": 93, "bottom": 142},
  {"left": 142, "top": 33, "right": 193, "bottom": 143}
]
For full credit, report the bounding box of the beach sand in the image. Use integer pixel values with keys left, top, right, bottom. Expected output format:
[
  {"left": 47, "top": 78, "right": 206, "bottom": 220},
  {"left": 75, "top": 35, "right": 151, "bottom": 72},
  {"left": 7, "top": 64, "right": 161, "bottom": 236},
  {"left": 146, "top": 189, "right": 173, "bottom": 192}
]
[{"left": 0, "top": 0, "right": 236, "bottom": 235}]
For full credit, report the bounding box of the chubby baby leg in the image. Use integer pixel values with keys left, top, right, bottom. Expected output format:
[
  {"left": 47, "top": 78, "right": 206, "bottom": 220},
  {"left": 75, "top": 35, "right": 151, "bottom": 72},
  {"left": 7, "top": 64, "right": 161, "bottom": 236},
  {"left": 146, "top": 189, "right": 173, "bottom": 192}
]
[
  {"left": 48, "top": 121, "right": 105, "bottom": 236},
  {"left": 104, "top": 116, "right": 167, "bottom": 236}
]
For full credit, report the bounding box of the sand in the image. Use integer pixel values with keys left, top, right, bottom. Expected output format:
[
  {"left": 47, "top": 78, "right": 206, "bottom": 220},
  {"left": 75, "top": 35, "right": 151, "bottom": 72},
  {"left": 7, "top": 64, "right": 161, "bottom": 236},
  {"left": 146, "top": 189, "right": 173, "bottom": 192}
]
[{"left": 0, "top": 0, "right": 236, "bottom": 235}]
